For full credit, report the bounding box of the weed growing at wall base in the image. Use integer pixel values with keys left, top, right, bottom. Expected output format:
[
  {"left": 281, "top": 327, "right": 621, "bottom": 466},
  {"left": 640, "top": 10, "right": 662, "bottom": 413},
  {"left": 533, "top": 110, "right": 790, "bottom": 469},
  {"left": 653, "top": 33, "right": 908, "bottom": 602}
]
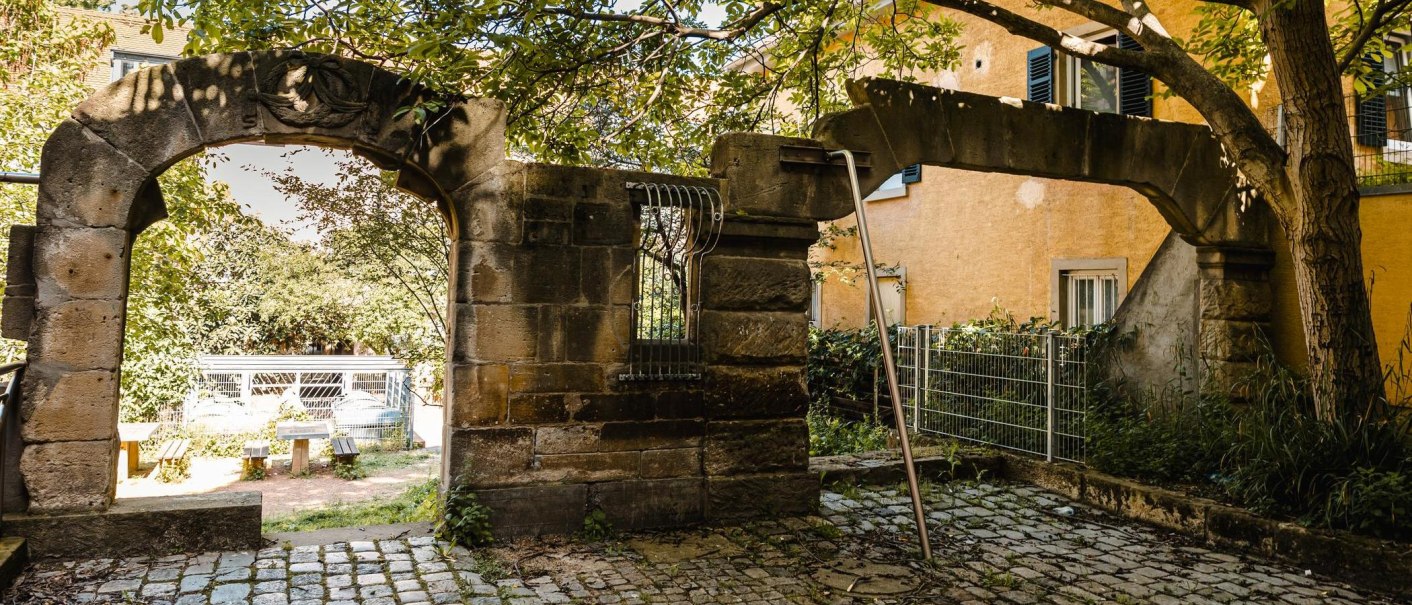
[{"left": 1088, "top": 358, "right": 1412, "bottom": 539}]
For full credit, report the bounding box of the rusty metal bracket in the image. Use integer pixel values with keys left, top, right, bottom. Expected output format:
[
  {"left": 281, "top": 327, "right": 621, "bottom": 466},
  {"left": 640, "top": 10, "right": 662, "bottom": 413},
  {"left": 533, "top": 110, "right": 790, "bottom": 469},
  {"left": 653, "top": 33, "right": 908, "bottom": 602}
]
[{"left": 778, "top": 146, "right": 872, "bottom": 171}]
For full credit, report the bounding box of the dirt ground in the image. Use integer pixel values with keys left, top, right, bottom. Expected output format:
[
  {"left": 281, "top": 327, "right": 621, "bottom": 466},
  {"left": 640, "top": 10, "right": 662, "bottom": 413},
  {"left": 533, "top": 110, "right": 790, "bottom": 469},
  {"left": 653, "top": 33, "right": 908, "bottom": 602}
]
[
  {"left": 115, "top": 447, "right": 440, "bottom": 519},
  {"left": 115, "top": 400, "right": 445, "bottom": 519}
]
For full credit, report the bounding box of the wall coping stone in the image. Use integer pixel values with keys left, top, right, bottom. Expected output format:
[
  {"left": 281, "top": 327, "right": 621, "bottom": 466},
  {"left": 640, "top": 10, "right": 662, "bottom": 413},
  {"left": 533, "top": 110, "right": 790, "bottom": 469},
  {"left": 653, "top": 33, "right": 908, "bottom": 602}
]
[{"left": 2, "top": 491, "right": 262, "bottom": 559}]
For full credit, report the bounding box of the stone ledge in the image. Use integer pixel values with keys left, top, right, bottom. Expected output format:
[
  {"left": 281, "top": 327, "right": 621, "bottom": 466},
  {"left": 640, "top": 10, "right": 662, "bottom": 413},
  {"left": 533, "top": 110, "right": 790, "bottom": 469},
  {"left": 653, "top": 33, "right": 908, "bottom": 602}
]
[
  {"left": 3, "top": 492, "right": 262, "bottom": 559},
  {"left": 811, "top": 447, "right": 1004, "bottom": 486}
]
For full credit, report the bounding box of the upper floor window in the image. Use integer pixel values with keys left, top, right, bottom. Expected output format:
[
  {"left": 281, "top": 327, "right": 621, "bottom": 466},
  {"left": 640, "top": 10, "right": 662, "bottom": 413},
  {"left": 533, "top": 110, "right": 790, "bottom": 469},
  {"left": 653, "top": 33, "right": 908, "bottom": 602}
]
[
  {"left": 864, "top": 164, "right": 922, "bottom": 202},
  {"left": 1027, "top": 29, "right": 1152, "bottom": 117},
  {"left": 110, "top": 51, "right": 174, "bottom": 81}
]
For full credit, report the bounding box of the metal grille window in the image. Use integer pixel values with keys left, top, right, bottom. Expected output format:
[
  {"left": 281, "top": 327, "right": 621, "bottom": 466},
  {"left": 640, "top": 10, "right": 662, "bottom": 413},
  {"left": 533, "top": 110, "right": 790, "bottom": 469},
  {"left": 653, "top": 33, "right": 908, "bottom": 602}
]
[
  {"left": 1064, "top": 271, "right": 1120, "bottom": 328},
  {"left": 621, "top": 182, "right": 723, "bottom": 381}
]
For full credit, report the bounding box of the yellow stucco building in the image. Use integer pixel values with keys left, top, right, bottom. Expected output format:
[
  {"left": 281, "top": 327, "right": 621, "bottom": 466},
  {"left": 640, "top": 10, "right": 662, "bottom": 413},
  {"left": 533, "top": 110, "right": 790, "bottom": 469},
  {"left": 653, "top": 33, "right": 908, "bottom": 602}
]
[{"left": 809, "top": 0, "right": 1412, "bottom": 384}]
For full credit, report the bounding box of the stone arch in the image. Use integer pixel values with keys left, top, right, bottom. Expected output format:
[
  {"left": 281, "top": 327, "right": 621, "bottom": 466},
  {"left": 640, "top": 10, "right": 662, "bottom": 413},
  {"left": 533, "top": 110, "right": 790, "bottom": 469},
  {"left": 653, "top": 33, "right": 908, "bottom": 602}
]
[
  {"left": 710, "top": 77, "right": 1273, "bottom": 398},
  {"left": 15, "top": 50, "right": 505, "bottom": 513},
  {"left": 808, "top": 78, "right": 1266, "bottom": 247}
]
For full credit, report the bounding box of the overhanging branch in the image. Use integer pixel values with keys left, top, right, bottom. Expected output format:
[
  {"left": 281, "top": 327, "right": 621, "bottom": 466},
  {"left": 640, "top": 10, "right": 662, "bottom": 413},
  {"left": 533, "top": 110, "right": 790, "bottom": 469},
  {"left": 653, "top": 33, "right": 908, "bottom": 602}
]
[
  {"left": 920, "top": 0, "right": 1157, "bottom": 71},
  {"left": 543, "top": 2, "right": 784, "bottom": 41},
  {"left": 1337, "top": 0, "right": 1412, "bottom": 72}
]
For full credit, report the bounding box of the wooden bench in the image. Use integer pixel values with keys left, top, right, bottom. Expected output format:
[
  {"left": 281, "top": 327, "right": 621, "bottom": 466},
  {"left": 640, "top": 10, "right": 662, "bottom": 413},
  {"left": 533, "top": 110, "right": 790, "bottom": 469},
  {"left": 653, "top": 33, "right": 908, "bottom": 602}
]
[
  {"left": 331, "top": 436, "right": 359, "bottom": 467},
  {"left": 242, "top": 440, "right": 269, "bottom": 477},
  {"left": 155, "top": 438, "right": 190, "bottom": 480}
]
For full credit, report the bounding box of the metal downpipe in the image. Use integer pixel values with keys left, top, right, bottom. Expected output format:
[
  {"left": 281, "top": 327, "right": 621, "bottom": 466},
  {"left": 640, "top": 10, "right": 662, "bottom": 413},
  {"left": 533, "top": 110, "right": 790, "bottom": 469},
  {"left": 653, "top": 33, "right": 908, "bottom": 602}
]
[{"left": 828, "top": 149, "right": 933, "bottom": 560}]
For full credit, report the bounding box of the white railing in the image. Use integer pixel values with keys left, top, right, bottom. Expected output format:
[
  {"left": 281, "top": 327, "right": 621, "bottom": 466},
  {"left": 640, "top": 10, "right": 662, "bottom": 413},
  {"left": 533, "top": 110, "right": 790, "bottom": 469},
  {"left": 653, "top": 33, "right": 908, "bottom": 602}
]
[{"left": 895, "top": 325, "right": 1089, "bottom": 462}]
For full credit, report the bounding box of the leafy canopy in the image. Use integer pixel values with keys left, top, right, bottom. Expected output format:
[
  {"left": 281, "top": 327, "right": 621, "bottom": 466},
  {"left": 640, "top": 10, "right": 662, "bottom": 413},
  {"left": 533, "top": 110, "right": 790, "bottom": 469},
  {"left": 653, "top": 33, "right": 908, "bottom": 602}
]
[{"left": 137, "top": 0, "right": 962, "bottom": 173}]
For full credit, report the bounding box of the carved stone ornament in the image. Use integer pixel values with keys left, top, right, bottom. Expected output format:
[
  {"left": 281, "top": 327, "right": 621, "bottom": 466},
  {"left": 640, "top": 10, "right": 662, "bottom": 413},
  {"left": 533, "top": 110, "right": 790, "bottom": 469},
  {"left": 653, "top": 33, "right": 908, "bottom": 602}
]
[{"left": 257, "top": 52, "right": 368, "bottom": 128}]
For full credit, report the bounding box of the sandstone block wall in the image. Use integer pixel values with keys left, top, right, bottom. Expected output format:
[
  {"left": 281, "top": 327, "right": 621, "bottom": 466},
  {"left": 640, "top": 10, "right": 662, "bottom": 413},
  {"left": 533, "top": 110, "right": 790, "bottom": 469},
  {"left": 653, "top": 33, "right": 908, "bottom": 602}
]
[{"left": 443, "top": 162, "right": 819, "bottom": 538}]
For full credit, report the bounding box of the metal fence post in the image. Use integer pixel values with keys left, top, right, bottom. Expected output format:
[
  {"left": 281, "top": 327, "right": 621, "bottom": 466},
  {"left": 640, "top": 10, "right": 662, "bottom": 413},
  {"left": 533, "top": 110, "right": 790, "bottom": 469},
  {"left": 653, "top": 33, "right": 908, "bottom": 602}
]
[
  {"left": 916, "top": 325, "right": 929, "bottom": 432},
  {"left": 1045, "top": 330, "right": 1057, "bottom": 463}
]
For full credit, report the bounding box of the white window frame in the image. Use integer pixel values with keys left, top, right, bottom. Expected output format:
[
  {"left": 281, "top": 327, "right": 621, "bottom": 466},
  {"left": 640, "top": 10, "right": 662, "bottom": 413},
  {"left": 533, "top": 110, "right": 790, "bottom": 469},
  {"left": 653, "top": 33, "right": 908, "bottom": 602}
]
[
  {"left": 809, "top": 280, "right": 823, "bottom": 327},
  {"left": 1051, "top": 258, "right": 1126, "bottom": 328},
  {"left": 1055, "top": 26, "right": 1121, "bottom": 114},
  {"left": 866, "top": 266, "right": 906, "bottom": 326},
  {"left": 864, "top": 171, "right": 908, "bottom": 202},
  {"left": 110, "top": 51, "right": 175, "bottom": 82},
  {"left": 1384, "top": 34, "right": 1412, "bottom": 155}
]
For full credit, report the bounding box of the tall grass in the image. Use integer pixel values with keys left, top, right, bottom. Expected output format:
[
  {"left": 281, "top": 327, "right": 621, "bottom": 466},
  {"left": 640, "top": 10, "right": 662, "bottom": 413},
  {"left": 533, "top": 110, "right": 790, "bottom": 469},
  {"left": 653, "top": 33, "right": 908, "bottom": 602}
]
[{"left": 1089, "top": 356, "right": 1412, "bottom": 539}]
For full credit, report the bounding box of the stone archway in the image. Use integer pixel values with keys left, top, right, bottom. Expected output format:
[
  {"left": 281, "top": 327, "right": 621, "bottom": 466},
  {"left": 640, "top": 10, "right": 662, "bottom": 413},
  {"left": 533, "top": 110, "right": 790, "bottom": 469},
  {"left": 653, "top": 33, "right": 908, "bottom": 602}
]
[
  {"left": 712, "top": 77, "right": 1274, "bottom": 395},
  {"left": 10, "top": 50, "right": 503, "bottom": 514}
]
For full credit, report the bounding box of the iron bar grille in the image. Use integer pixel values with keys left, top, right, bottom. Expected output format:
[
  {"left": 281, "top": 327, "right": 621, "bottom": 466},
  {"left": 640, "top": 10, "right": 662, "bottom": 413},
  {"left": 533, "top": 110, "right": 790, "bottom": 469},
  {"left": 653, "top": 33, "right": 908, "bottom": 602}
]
[
  {"left": 895, "top": 326, "right": 1089, "bottom": 463},
  {"left": 183, "top": 368, "right": 417, "bottom": 447},
  {"left": 620, "top": 182, "right": 724, "bottom": 381},
  {"left": 1348, "top": 92, "right": 1412, "bottom": 188}
]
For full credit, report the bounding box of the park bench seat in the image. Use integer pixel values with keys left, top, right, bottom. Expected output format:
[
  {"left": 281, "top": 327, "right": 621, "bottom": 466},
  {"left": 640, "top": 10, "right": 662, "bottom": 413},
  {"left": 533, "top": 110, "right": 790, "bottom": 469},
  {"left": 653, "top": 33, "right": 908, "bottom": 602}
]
[
  {"left": 243, "top": 439, "right": 268, "bottom": 462},
  {"left": 156, "top": 438, "right": 190, "bottom": 470},
  {"left": 241, "top": 440, "right": 269, "bottom": 477},
  {"left": 331, "top": 436, "right": 359, "bottom": 466}
]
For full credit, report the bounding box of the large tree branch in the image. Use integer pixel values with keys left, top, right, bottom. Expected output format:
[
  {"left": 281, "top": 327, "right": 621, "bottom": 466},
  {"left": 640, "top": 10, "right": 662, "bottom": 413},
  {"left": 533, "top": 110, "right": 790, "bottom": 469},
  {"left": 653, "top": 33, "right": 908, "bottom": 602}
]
[
  {"left": 543, "top": 2, "right": 784, "bottom": 41},
  {"left": 920, "top": 0, "right": 1158, "bottom": 70},
  {"left": 1337, "top": 0, "right": 1412, "bottom": 72},
  {"left": 923, "top": 0, "right": 1292, "bottom": 207}
]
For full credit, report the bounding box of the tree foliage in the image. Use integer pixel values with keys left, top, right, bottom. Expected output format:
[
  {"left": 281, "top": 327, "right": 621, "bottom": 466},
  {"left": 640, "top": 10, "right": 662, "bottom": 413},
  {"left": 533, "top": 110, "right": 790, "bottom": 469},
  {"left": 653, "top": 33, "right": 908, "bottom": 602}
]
[
  {"left": 0, "top": 0, "right": 114, "bottom": 363},
  {"left": 136, "top": 0, "right": 961, "bottom": 173}
]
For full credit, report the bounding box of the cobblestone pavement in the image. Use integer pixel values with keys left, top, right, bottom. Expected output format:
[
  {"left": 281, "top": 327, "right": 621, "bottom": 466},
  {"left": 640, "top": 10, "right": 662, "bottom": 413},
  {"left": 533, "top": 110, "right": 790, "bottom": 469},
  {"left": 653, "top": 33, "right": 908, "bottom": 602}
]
[{"left": 6, "top": 480, "right": 1396, "bottom": 604}]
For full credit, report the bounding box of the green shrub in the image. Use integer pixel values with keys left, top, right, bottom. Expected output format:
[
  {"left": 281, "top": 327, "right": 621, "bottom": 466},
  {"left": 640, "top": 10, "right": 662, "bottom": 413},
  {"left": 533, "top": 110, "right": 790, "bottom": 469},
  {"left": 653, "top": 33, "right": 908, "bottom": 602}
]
[
  {"left": 1089, "top": 357, "right": 1412, "bottom": 539},
  {"left": 155, "top": 457, "right": 190, "bottom": 483},
  {"left": 438, "top": 480, "right": 494, "bottom": 547},
  {"left": 241, "top": 463, "right": 266, "bottom": 481},
  {"left": 807, "top": 408, "right": 890, "bottom": 456},
  {"left": 334, "top": 460, "right": 368, "bottom": 480},
  {"left": 806, "top": 325, "right": 884, "bottom": 408},
  {"left": 579, "top": 508, "right": 614, "bottom": 542}
]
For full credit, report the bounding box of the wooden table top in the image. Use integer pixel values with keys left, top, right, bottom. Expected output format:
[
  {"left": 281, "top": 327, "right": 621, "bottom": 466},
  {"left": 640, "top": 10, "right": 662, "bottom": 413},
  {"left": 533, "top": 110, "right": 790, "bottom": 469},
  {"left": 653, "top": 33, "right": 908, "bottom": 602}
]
[
  {"left": 275, "top": 420, "right": 332, "bottom": 440},
  {"left": 117, "top": 422, "right": 160, "bottom": 443}
]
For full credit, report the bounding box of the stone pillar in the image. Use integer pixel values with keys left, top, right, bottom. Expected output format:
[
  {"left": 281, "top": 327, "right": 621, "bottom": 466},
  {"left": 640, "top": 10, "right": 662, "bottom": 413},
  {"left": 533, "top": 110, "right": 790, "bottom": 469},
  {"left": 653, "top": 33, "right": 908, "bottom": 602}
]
[
  {"left": 20, "top": 224, "right": 131, "bottom": 513},
  {"left": 699, "top": 217, "right": 820, "bottom": 519},
  {"left": 1197, "top": 246, "right": 1275, "bottom": 399},
  {"left": 443, "top": 162, "right": 720, "bottom": 539}
]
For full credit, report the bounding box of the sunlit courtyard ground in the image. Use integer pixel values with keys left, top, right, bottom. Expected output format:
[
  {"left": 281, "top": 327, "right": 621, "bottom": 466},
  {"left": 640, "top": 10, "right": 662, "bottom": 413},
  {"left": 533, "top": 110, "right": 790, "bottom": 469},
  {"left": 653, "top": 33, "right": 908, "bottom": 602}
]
[
  {"left": 8, "top": 481, "right": 1395, "bottom": 604},
  {"left": 115, "top": 400, "right": 445, "bottom": 522}
]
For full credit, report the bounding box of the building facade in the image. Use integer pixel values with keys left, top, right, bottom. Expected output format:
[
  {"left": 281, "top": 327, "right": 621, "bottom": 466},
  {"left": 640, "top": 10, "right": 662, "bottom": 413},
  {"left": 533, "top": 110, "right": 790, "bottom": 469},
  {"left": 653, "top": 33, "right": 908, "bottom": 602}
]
[{"left": 809, "top": 0, "right": 1412, "bottom": 389}]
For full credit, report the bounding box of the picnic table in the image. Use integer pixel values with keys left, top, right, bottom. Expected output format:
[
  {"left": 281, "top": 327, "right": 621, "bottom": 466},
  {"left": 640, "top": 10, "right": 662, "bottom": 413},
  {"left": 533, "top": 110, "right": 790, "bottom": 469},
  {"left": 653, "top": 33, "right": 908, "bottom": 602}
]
[
  {"left": 275, "top": 420, "right": 332, "bottom": 475},
  {"left": 117, "top": 422, "right": 159, "bottom": 479}
]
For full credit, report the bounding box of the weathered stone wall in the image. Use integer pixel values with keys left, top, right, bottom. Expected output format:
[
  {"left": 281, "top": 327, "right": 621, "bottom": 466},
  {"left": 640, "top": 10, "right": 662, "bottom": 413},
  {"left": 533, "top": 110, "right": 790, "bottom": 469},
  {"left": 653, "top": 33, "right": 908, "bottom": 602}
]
[
  {"left": 1103, "top": 232, "right": 1200, "bottom": 398},
  {"left": 443, "top": 161, "right": 818, "bottom": 538}
]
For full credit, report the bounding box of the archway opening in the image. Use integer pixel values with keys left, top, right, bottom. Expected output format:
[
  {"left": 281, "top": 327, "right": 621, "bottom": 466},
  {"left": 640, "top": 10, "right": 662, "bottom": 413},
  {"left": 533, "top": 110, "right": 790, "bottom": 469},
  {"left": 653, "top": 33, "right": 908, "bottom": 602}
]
[{"left": 114, "top": 142, "right": 452, "bottom": 533}]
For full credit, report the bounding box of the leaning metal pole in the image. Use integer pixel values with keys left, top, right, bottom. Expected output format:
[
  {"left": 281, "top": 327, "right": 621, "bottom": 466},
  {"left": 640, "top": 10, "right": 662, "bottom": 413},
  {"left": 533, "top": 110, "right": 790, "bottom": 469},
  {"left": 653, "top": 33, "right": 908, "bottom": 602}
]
[{"left": 829, "top": 149, "right": 932, "bottom": 560}]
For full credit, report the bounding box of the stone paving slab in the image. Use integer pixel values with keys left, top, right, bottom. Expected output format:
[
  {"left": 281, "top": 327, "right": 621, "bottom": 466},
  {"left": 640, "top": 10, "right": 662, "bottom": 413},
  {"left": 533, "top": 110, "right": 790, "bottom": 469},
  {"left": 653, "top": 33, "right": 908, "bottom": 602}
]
[{"left": 5, "top": 480, "right": 1398, "bottom": 604}]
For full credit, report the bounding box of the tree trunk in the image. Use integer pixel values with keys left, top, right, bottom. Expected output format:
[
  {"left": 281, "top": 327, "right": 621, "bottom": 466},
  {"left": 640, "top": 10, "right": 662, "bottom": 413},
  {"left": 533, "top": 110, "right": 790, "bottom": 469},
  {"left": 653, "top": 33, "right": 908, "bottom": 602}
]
[{"left": 1260, "top": 0, "right": 1385, "bottom": 419}]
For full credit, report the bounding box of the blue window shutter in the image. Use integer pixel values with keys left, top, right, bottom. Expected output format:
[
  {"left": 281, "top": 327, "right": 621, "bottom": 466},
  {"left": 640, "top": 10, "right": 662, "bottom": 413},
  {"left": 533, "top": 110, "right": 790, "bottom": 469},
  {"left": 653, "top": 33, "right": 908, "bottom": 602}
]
[
  {"left": 1357, "top": 54, "right": 1389, "bottom": 148},
  {"left": 1117, "top": 33, "right": 1152, "bottom": 117},
  {"left": 1027, "top": 46, "right": 1055, "bottom": 103},
  {"left": 900, "top": 164, "right": 922, "bottom": 184}
]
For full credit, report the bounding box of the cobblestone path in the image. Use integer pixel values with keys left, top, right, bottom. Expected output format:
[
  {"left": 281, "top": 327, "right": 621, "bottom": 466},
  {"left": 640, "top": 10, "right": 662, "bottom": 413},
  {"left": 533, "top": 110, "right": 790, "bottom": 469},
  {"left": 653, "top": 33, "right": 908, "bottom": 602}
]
[{"left": 6, "top": 481, "right": 1393, "bottom": 604}]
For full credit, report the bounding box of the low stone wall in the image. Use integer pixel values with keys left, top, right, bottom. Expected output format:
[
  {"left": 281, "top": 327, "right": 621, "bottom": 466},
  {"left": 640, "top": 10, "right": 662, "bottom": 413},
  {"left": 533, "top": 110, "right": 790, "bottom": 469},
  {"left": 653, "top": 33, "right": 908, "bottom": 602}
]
[
  {"left": 814, "top": 449, "right": 1412, "bottom": 598},
  {"left": 3, "top": 492, "right": 262, "bottom": 559}
]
